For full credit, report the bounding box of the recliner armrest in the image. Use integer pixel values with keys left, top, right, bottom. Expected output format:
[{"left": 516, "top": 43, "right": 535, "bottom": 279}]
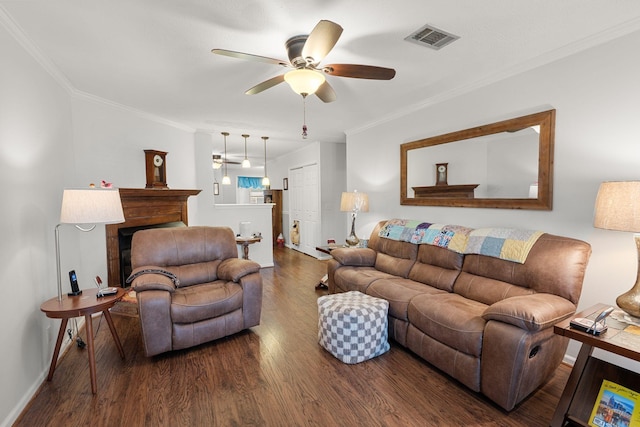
[
  {"left": 129, "top": 265, "right": 177, "bottom": 293},
  {"left": 482, "top": 293, "right": 576, "bottom": 332},
  {"left": 218, "top": 258, "right": 261, "bottom": 282},
  {"left": 330, "top": 247, "right": 377, "bottom": 267}
]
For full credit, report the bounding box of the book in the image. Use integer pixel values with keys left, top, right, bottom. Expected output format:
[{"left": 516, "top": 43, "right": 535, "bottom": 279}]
[{"left": 589, "top": 379, "right": 640, "bottom": 427}]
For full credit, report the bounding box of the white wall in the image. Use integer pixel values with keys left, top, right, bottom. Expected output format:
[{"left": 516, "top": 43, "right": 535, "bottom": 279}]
[
  {"left": 0, "top": 23, "right": 201, "bottom": 426},
  {"left": 0, "top": 23, "right": 73, "bottom": 427},
  {"left": 347, "top": 28, "right": 640, "bottom": 369}
]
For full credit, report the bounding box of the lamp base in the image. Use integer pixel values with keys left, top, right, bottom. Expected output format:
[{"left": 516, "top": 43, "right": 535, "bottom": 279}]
[
  {"left": 616, "top": 234, "right": 640, "bottom": 318},
  {"left": 345, "top": 214, "right": 359, "bottom": 247}
]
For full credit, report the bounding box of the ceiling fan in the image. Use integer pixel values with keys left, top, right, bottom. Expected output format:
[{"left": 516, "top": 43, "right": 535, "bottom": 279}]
[
  {"left": 212, "top": 154, "right": 240, "bottom": 169},
  {"left": 212, "top": 20, "right": 396, "bottom": 103}
]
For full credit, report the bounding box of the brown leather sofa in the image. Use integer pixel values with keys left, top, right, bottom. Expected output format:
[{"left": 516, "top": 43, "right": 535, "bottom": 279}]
[
  {"left": 327, "top": 220, "right": 591, "bottom": 410},
  {"left": 128, "top": 226, "right": 263, "bottom": 357}
]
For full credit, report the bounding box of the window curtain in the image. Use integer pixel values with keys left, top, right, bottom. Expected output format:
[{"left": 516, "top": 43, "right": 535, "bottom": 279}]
[{"left": 238, "top": 176, "right": 264, "bottom": 189}]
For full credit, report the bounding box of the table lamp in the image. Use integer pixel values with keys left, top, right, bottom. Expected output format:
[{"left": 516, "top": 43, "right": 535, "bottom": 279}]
[
  {"left": 55, "top": 188, "right": 125, "bottom": 301},
  {"left": 340, "top": 190, "right": 369, "bottom": 247},
  {"left": 593, "top": 181, "right": 640, "bottom": 317}
]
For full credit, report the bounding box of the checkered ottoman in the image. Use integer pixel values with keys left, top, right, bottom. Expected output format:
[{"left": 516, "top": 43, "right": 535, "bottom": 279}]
[{"left": 317, "top": 291, "right": 390, "bottom": 364}]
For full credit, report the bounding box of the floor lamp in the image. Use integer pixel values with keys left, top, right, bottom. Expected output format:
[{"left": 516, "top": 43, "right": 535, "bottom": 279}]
[
  {"left": 340, "top": 190, "right": 369, "bottom": 247},
  {"left": 593, "top": 181, "right": 640, "bottom": 317},
  {"left": 55, "top": 188, "right": 125, "bottom": 301}
]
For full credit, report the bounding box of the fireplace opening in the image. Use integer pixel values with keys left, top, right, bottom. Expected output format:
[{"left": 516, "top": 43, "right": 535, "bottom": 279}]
[{"left": 118, "top": 221, "right": 185, "bottom": 286}]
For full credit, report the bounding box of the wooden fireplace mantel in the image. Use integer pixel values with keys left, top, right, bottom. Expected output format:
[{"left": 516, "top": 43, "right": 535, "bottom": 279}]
[{"left": 105, "top": 188, "right": 201, "bottom": 287}]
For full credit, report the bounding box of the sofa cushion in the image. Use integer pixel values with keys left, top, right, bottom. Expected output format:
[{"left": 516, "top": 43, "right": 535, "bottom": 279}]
[
  {"left": 370, "top": 235, "right": 417, "bottom": 278},
  {"left": 460, "top": 233, "right": 591, "bottom": 304},
  {"left": 453, "top": 271, "right": 535, "bottom": 306},
  {"left": 408, "top": 293, "right": 486, "bottom": 357},
  {"left": 408, "top": 244, "right": 464, "bottom": 292},
  {"left": 332, "top": 266, "right": 397, "bottom": 293},
  {"left": 170, "top": 281, "right": 243, "bottom": 324},
  {"left": 367, "top": 278, "right": 445, "bottom": 321}
]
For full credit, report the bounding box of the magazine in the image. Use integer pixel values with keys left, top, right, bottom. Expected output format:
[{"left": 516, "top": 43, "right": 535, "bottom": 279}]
[{"left": 589, "top": 379, "right": 640, "bottom": 427}]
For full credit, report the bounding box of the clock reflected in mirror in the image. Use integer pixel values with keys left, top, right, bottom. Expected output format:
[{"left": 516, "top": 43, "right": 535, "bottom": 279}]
[{"left": 436, "top": 163, "right": 448, "bottom": 186}]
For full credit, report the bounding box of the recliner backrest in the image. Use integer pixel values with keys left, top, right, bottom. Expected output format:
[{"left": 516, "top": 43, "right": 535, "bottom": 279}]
[{"left": 131, "top": 226, "right": 239, "bottom": 287}]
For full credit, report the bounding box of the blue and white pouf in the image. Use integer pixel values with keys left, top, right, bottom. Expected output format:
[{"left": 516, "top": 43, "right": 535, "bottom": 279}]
[{"left": 317, "top": 291, "right": 390, "bottom": 364}]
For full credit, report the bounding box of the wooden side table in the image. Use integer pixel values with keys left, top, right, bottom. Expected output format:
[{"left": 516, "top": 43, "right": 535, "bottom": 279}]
[
  {"left": 40, "top": 288, "right": 126, "bottom": 394},
  {"left": 551, "top": 303, "right": 640, "bottom": 426},
  {"left": 235, "top": 236, "right": 262, "bottom": 260}
]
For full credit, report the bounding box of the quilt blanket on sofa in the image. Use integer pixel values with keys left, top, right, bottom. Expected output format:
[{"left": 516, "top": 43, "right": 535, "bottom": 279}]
[{"left": 378, "top": 219, "right": 542, "bottom": 263}]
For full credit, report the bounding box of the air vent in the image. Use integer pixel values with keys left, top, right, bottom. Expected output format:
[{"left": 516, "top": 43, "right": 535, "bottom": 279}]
[{"left": 405, "top": 24, "right": 459, "bottom": 50}]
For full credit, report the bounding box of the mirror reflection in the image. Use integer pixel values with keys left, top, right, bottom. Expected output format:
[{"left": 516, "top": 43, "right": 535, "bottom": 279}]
[{"left": 400, "top": 109, "right": 555, "bottom": 209}]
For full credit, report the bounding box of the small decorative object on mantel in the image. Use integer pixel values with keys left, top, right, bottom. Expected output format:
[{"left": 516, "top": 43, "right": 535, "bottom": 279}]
[
  {"left": 144, "top": 150, "right": 168, "bottom": 189},
  {"left": 436, "top": 163, "right": 448, "bottom": 186}
]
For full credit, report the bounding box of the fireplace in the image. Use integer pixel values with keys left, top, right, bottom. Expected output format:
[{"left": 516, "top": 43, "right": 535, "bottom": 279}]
[
  {"left": 118, "top": 221, "right": 185, "bottom": 286},
  {"left": 105, "top": 188, "right": 201, "bottom": 287}
]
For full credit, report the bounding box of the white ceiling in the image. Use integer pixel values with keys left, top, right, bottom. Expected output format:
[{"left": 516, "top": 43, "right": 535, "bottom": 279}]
[{"left": 2, "top": 1, "right": 640, "bottom": 162}]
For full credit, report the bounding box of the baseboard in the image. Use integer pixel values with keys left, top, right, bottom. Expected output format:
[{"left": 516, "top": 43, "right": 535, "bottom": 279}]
[{"left": 2, "top": 315, "right": 90, "bottom": 427}]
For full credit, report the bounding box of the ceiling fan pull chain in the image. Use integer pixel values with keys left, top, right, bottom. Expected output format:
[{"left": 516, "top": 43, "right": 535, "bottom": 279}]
[{"left": 302, "top": 94, "right": 308, "bottom": 139}]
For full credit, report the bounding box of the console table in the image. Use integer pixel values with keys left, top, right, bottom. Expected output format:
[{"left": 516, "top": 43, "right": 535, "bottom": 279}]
[{"left": 551, "top": 303, "right": 640, "bottom": 426}]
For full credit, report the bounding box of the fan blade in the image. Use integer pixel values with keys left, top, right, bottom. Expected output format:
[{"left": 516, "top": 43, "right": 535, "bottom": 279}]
[
  {"left": 212, "top": 49, "right": 290, "bottom": 67},
  {"left": 324, "top": 64, "right": 396, "bottom": 80},
  {"left": 301, "top": 20, "right": 343, "bottom": 65},
  {"left": 245, "top": 74, "right": 286, "bottom": 95},
  {"left": 315, "top": 81, "right": 336, "bottom": 103}
]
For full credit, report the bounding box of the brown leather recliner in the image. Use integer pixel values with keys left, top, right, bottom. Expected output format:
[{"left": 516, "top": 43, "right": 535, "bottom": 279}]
[{"left": 128, "top": 226, "right": 263, "bottom": 357}]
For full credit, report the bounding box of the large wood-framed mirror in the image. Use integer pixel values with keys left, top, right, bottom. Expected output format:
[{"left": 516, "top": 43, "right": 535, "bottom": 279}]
[{"left": 400, "top": 109, "right": 555, "bottom": 209}]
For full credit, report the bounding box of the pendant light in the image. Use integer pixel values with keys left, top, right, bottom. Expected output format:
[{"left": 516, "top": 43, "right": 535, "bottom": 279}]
[
  {"left": 241, "top": 134, "right": 251, "bottom": 168},
  {"left": 221, "top": 132, "right": 231, "bottom": 185},
  {"left": 261, "top": 136, "right": 270, "bottom": 187}
]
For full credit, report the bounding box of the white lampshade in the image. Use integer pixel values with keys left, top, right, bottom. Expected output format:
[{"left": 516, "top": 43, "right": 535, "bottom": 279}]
[
  {"left": 594, "top": 181, "right": 640, "bottom": 232},
  {"left": 241, "top": 158, "right": 251, "bottom": 168},
  {"left": 60, "top": 188, "right": 125, "bottom": 224},
  {"left": 222, "top": 175, "right": 231, "bottom": 185},
  {"left": 340, "top": 191, "right": 369, "bottom": 213},
  {"left": 284, "top": 69, "right": 326, "bottom": 95},
  {"left": 262, "top": 176, "right": 270, "bottom": 186}
]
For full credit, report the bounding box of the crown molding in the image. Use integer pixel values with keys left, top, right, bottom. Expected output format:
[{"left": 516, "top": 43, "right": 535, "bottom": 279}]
[
  {"left": 72, "top": 90, "right": 196, "bottom": 133},
  {"left": 0, "top": 5, "right": 74, "bottom": 93},
  {"left": 347, "top": 16, "right": 640, "bottom": 137}
]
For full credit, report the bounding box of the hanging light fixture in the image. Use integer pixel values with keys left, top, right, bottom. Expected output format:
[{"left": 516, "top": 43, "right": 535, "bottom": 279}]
[
  {"left": 261, "top": 136, "right": 270, "bottom": 187},
  {"left": 221, "top": 132, "right": 231, "bottom": 185},
  {"left": 284, "top": 69, "right": 325, "bottom": 96},
  {"left": 283, "top": 69, "right": 326, "bottom": 139},
  {"left": 241, "top": 134, "right": 251, "bottom": 168}
]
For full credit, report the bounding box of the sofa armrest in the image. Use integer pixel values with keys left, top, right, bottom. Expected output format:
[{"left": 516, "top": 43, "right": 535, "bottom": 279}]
[
  {"left": 218, "top": 258, "right": 261, "bottom": 282},
  {"left": 330, "top": 247, "right": 377, "bottom": 267},
  {"left": 482, "top": 293, "right": 576, "bottom": 332},
  {"left": 128, "top": 266, "right": 177, "bottom": 293}
]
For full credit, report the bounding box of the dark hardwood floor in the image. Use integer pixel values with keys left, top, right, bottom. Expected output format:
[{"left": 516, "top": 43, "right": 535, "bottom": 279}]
[{"left": 16, "top": 247, "right": 570, "bottom": 426}]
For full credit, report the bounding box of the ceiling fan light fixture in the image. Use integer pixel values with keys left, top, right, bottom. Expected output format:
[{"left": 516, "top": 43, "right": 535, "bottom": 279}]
[{"left": 284, "top": 69, "right": 325, "bottom": 95}]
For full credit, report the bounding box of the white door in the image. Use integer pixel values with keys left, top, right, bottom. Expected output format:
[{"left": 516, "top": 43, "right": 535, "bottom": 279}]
[{"left": 288, "top": 164, "right": 320, "bottom": 256}]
